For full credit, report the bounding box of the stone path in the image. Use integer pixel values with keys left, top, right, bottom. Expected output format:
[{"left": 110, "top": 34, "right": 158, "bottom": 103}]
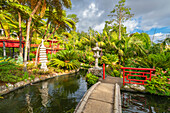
[
  {"left": 99, "top": 76, "right": 123, "bottom": 87},
  {"left": 74, "top": 76, "right": 122, "bottom": 113}
]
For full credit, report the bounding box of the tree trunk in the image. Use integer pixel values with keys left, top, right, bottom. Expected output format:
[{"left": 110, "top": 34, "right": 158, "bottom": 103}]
[
  {"left": 28, "top": 30, "right": 33, "bottom": 61},
  {"left": 118, "top": 19, "right": 121, "bottom": 40},
  {"left": 8, "top": 29, "right": 10, "bottom": 39},
  {"left": 24, "top": 0, "right": 42, "bottom": 71},
  {"left": 118, "top": 8, "right": 122, "bottom": 41},
  {"left": 18, "top": 12, "right": 23, "bottom": 57}
]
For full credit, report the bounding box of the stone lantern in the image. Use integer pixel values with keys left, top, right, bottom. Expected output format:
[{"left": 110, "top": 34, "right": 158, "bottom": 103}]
[
  {"left": 87, "top": 43, "right": 103, "bottom": 77},
  {"left": 39, "top": 39, "right": 48, "bottom": 71},
  {"left": 92, "top": 43, "right": 102, "bottom": 69}
]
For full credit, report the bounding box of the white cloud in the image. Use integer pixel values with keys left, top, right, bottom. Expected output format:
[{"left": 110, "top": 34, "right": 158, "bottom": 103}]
[
  {"left": 154, "top": 33, "right": 163, "bottom": 37},
  {"left": 94, "top": 22, "right": 105, "bottom": 32},
  {"left": 124, "top": 19, "right": 139, "bottom": 33},
  {"left": 97, "top": 11, "right": 104, "bottom": 17},
  {"left": 149, "top": 33, "right": 166, "bottom": 43},
  {"left": 66, "top": 0, "right": 170, "bottom": 33},
  {"left": 83, "top": 10, "right": 88, "bottom": 18},
  {"left": 82, "top": 2, "right": 104, "bottom": 19}
]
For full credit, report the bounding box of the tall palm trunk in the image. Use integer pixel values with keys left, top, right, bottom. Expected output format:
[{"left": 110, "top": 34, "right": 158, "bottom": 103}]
[
  {"left": 24, "top": 0, "right": 42, "bottom": 71},
  {"left": 118, "top": 20, "right": 121, "bottom": 40},
  {"left": 18, "top": 12, "right": 23, "bottom": 57},
  {"left": 118, "top": 11, "right": 122, "bottom": 64}
]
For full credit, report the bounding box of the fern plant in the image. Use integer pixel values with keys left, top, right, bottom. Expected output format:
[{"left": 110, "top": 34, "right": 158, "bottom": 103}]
[
  {"left": 54, "top": 50, "right": 79, "bottom": 61},
  {"left": 48, "top": 59, "right": 80, "bottom": 70},
  {"left": 133, "top": 53, "right": 170, "bottom": 69},
  {"left": 145, "top": 76, "right": 170, "bottom": 96}
]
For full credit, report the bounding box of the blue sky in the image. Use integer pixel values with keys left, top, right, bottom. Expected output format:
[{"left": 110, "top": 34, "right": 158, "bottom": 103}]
[{"left": 66, "top": 0, "right": 170, "bottom": 42}]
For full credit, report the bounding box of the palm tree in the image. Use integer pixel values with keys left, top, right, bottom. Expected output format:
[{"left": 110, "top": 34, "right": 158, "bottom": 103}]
[{"left": 34, "top": 9, "right": 76, "bottom": 66}]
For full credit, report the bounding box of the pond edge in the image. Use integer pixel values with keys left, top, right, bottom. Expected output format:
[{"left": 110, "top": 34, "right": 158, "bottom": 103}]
[{"left": 0, "top": 69, "right": 80, "bottom": 96}]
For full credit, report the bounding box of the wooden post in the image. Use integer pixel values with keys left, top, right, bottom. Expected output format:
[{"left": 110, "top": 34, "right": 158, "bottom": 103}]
[
  {"left": 123, "top": 69, "right": 125, "bottom": 86},
  {"left": 103, "top": 64, "right": 105, "bottom": 79},
  {"left": 23, "top": 45, "right": 25, "bottom": 60},
  {"left": 9, "top": 48, "right": 11, "bottom": 57},
  {"left": 3, "top": 41, "right": 6, "bottom": 58},
  {"left": 13, "top": 47, "right": 15, "bottom": 58}
]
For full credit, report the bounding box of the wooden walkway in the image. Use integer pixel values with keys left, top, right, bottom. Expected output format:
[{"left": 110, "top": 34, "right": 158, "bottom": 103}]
[{"left": 74, "top": 77, "right": 122, "bottom": 113}]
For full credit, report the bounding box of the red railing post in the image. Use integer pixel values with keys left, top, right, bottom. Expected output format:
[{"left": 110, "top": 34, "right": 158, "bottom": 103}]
[
  {"left": 123, "top": 69, "right": 125, "bottom": 86},
  {"left": 103, "top": 64, "right": 105, "bottom": 80},
  {"left": 149, "top": 70, "right": 152, "bottom": 81},
  {"left": 121, "top": 67, "right": 156, "bottom": 85}
]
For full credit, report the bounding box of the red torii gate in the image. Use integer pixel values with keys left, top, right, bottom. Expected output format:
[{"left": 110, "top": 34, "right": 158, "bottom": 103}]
[
  {"left": 0, "top": 38, "right": 63, "bottom": 60},
  {"left": 0, "top": 39, "right": 25, "bottom": 57},
  {"left": 31, "top": 39, "right": 62, "bottom": 55}
]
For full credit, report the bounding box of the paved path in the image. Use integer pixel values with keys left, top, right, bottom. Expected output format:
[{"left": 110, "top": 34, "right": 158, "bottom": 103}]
[
  {"left": 74, "top": 76, "right": 122, "bottom": 113},
  {"left": 99, "top": 76, "right": 123, "bottom": 87}
]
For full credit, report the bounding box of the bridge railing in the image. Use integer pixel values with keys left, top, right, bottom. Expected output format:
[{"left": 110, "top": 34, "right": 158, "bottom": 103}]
[{"left": 121, "top": 67, "right": 156, "bottom": 86}]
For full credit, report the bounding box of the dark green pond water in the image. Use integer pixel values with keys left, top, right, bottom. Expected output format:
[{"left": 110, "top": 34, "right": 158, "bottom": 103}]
[
  {"left": 1, "top": 70, "right": 170, "bottom": 113},
  {"left": 121, "top": 91, "right": 170, "bottom": 113},
  {"left": 0, "top": 70, "right": 88, "bottom": 113}
]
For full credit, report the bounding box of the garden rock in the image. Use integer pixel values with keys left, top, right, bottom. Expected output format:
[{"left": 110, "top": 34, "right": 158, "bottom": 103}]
[
  {"left": 25, "top": 80, "right": 30, "bottom": 85},
  {"left": 0, "top": 85, "right": 7, "bottom": 92},
  {"left": 7, "top": 83, "right": 14, "bottom": 90},
  {"left": 87, "top": 68, "right": 103, "bottom": 77},
  {"left": 34, "top": 77, "right": 40, "bottom": 82},
  {"left": 124, "top": 85, "right": 130, "bottom": 89},
  {"left": 130, "top": 84, "right": 145, "bottom": 91},
  {"left": 14, "top": 81, "right": 25, "bottom": 88}
]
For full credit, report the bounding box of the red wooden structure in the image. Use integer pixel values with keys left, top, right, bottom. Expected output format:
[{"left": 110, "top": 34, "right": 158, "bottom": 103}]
[
  {"left": 0, "top": 39, "right": 25, "bottom": 48},
  {"left": 0, "top": 39, "right": 25, "bottom": 57},
  {"left": 103, "top": 64, "right": 105, "bottom": 79},
  {"left": 121, "top": 67, "right": 156, "bottom": 85},
  {"left": 46, "top": 40, "right": 62, "bottom": 54}
]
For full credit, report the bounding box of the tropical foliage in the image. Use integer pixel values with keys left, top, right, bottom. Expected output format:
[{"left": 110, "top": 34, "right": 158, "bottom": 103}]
[
  {"left": 0, "top": 0, "right": 169, "bottom": 96},
  {"left": 86, "top": 73, "right": 99, "bottom": 85},
  {"left": 0, "top": 58, "right": 27, "bottom": 83}
]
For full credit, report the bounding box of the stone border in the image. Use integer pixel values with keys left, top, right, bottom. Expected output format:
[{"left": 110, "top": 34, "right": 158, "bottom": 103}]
[
  {"left": 0, "top": 69, "right": 79, "bottom": 96},
  {"left": 114, "top": 83, "right": 122, "bottom": 113},
  {"left": 74, "top": 81, "right": 101, "bottom": 113}
]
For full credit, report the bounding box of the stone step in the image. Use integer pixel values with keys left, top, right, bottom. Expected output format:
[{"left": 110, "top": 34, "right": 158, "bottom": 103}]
[
  {"left": 39, "top": 58, "right": 47, "bottom": 60},
  {"left": 39, "top": 55, "right": 46, "bottom": 57},
  {"left": 39, "top": 53, "right": 47, "bottom": 56},
  {"left": 39, "top": 60, "right": 48, "bottom": 63}
]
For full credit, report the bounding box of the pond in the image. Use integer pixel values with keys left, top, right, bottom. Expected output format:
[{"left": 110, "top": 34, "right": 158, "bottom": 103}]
[
  {"left": 121, "top": 91, "right": 170, "bottom": 113},
  {"left": 0, "top": 70, "right": 88, "bottom": 113},
  {"left": 1, "top": 70, "right": 170, "bottom": 113}
]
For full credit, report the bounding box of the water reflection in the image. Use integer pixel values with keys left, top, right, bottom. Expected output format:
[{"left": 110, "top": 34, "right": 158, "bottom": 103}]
[
  {"left": 39, "top": 81, "right": 49, "bottom": 107},
  {"left": 0, "top": 70, "right": 87, "bottom": 113},
  {"left": 26, "top": 94, "right": 33, "bottom": 113},
  {"left": 122, "top": 91, "right": 170, "bottom": 113}
]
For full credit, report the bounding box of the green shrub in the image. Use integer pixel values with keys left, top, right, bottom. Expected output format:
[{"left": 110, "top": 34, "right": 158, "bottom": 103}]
[
  {"left": 155, "top": 68, "right": 170, "bottom": 78},
  {"left": 37, "top": 70, "right": 50, "bottom": 75},
  {"left": 48, "top": 59, "right": 80, "bottom": 70},
  {"left": 29, "top": 53, "right": 35, "bottom": 61},
  {"left": 133, "top": 53, "right": 170, "bottom": 70},
  {"left": 54, "top": 50, "right": 79, "bottom": 61},
  {"left": 145, "top": 76, "right": 170, "bottom": 96},
  {"left": 27, "top": 63, "right": 37, "bottom": 70},
  {"left": 101, "top": 54, "right": 119, "bottom": 65},
  {"left": 106, "top": 65, "right": 122, "bottom": 77},
  {"left": 23, "top": 72, "right": 29, "bottom": 80},
  {"left": 32, "top": 69, "right": 39, "bottom": 74},
  {"left": 0, "top": 61, "right": 25, "bottom": 83},
  {"left": 86, "top": 73, "right": 99, "bottom": 85}
]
